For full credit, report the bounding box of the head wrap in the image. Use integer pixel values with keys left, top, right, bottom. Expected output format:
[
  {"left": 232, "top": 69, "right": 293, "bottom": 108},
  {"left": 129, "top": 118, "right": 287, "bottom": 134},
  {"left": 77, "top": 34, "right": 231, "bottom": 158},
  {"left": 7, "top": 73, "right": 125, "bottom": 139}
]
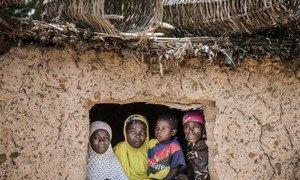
[
  {"left": 182, "top": 110, "right": 206, "bottom": 125},
  {"left": 89, "top": 121, "right": 112, "bottom": 140},
  {"left": 87, "top": 121, "right": 128, "bottom": 180},
  {"left": 114, "top": 114, "right": 150, "bottom": 180},
  {"left": 125, "top": 114, "right": 148, "bottom": 125}
]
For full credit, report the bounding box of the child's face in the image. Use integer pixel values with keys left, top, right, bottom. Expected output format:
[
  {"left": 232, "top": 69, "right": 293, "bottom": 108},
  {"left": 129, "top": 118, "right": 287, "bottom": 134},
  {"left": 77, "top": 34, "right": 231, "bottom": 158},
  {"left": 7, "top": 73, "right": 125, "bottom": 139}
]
[
  {"left": 90, "top": 129, "right": 110, "bottom": 154},
  {"left": 155, "top": 119, "right": 176, "bottom": 143},
  {"left": 183, "top": 121, "right": 203, "bottom": 143},
  {"left": 126, "top": 121, "right": 147, "bottom": 148}
]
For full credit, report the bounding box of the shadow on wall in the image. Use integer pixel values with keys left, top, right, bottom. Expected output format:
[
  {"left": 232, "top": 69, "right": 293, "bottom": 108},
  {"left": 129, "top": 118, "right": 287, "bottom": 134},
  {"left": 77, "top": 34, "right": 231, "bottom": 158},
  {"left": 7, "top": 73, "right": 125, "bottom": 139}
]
[{"left": 89, "top": 102, "right": 190, "bottom": 147}]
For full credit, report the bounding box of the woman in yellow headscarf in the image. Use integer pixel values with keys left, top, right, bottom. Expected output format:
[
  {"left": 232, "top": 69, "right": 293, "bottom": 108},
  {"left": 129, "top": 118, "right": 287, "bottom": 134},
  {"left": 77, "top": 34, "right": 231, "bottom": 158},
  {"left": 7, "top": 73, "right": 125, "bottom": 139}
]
[{"left": 114, "top": 114, "right": 157, "bottom": 180}]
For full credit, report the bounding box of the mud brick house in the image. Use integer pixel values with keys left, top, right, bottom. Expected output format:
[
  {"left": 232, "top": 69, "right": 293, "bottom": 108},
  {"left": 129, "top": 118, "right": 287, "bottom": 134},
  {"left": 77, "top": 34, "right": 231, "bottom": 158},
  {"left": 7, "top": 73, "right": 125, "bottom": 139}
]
[{"left": 0, "top": 0, "right": 299, "bottom": 179}]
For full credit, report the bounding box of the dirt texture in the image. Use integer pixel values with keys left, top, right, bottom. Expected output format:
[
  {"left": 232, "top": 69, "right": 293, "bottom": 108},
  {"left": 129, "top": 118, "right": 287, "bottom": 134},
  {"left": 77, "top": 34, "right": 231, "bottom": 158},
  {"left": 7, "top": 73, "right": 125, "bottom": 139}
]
[{"left": 0, "top": 46, "right": 299, "bottom": 180}]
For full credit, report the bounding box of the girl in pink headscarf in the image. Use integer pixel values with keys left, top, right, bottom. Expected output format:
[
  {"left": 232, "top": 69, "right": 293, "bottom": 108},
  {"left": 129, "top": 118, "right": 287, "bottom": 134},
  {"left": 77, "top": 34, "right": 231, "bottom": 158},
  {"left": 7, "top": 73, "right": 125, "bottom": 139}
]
[
  {"left": 86, "top": 121, "right": 128, "bottom": 180},
  {"left": 177, "top": 110, "right": 210, "bottom": 180}
]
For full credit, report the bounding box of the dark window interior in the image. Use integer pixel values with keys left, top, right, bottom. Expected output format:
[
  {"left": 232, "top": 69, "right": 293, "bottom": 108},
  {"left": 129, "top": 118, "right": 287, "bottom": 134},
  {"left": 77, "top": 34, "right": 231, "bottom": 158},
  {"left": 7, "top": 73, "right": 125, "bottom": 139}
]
[{"left": 89, "top": 102, "right": 188, "bottom": 147}]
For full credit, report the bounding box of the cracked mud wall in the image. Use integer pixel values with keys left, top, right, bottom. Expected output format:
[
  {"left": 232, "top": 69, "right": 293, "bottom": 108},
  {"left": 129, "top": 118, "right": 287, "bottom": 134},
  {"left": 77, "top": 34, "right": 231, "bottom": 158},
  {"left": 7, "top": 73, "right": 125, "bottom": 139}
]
[{"left": 0, "top": 46, "right": 299, "bottom": 179}]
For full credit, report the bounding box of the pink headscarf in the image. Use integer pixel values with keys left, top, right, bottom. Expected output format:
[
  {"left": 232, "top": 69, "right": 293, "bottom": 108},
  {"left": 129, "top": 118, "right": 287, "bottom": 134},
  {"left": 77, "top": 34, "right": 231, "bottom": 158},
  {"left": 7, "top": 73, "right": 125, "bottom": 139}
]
[
  {"left": 89, "top": 121, "right": 112, "bottom": 140},
  {"left": 182, "top": 110, "right": 206, "bottom": 125}
]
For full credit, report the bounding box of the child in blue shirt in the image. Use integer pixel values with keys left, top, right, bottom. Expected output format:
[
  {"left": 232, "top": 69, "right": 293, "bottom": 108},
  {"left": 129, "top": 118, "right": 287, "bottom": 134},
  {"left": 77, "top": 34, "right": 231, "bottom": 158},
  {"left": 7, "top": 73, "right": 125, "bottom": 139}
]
[{"left": 147, "top": 113, "right": 185, "bottom": 179}]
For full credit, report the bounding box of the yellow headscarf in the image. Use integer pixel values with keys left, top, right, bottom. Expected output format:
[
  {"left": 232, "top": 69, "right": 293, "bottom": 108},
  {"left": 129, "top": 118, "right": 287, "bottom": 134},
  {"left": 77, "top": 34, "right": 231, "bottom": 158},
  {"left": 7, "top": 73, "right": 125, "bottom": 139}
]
[{"left": 114, "top": 114, "right": 150, "bottom": 180}]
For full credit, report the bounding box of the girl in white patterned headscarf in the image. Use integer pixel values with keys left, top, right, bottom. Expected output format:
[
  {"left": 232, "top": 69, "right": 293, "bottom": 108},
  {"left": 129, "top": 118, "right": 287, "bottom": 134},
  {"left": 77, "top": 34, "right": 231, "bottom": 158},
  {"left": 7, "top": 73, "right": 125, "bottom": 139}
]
[{"left": 87, "top": 121, "right": 128, "bottom": 180}]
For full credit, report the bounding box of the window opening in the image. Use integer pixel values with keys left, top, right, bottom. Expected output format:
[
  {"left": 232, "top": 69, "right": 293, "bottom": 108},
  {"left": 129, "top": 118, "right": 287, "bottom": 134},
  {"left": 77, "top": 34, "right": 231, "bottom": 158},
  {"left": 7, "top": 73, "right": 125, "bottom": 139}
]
[
  {"left": 88, "top": 102, "right": 211, "bottom": 179},
  {"left": 89, "top": 102, "right": 197, "bottom": 147}
]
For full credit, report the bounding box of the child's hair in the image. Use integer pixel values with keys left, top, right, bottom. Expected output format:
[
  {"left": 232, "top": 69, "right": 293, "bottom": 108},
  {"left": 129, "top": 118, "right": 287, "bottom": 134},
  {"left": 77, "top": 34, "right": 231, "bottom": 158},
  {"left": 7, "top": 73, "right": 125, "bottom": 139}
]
[{"left": 157, "top": 113, "right": 178, "bottom": 130}]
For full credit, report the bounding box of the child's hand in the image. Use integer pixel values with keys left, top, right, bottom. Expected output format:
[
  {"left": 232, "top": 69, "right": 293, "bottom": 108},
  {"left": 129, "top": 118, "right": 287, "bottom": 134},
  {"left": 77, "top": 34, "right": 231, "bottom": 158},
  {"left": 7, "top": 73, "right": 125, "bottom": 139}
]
[{"left": 176, "top": 174, "right": 189, "bottom": 180}]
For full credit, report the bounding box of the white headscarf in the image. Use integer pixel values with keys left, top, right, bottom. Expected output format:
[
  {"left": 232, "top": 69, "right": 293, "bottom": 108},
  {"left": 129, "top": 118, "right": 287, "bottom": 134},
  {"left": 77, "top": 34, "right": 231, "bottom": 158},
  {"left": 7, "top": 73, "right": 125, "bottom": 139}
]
[{"left": 87, "top": 121, "right": 128, "bottom": 180}]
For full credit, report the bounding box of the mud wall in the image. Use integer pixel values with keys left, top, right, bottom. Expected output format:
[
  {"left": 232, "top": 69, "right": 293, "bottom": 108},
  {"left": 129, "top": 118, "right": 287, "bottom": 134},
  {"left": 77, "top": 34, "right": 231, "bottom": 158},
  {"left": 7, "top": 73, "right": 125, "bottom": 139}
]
[{"left": 0, "top": 46, "right": 299, "bottom": 179}]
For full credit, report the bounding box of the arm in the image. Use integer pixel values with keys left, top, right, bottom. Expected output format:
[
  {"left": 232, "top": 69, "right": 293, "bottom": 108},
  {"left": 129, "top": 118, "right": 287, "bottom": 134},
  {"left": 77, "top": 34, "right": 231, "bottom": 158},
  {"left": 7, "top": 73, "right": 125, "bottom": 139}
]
[
  {"left": 163, "top": 167, "right": 178, "bottom": 180},
  {"left": 166, "top": 142, "right": 186, "bottom": 179},
  {"left": 176, "top": 174, "right": 189, "bottom": 180}
]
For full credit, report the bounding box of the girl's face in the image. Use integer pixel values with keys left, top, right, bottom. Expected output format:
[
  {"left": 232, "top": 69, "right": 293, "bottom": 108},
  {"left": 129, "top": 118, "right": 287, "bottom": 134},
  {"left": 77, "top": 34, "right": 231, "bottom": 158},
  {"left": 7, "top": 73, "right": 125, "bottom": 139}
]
[
  {"left": 155, "top": 119, "right": 176, "bottom": 143},
  {"left": 126, "top": 121, "right": 147, "bottom": 148},
  {"left": 184, "top": 121, "right": 203, "bottom": 143},
  {"left": 90, "top": 129, "right": 110, "bottom": 154}
]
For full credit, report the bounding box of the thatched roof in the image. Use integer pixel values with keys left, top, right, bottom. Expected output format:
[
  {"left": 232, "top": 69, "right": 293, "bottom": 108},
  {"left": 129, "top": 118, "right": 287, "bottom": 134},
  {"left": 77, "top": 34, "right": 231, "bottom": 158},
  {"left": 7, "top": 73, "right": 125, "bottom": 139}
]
[
  {"left": 41, "top": 0, "right": 300, "bottom": 39},
  {"left": 0, "top": 0, "right": 299, "bottom": 71},
  {"left": 43, "top": 0, "right": 163, "bottom": 37},
  {"left": 0, "top": 16, "right": 298, "bottom": 63},
  {"left": 161, "top": 0, "right": 300, "bottom": 37},
  {"left": 1, "top": 0, "right": 299, "bottom": 38},
  {"left": 0, "top": 0, "right": 22, "bottom": 7}
]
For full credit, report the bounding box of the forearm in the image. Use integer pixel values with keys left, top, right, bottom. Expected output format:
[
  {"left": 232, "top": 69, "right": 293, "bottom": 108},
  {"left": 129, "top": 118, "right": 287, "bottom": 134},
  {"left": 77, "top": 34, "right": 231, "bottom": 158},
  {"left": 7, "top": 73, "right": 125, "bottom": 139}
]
[{"left": 164, "top": 167, "right": 178, "bottom": 180}]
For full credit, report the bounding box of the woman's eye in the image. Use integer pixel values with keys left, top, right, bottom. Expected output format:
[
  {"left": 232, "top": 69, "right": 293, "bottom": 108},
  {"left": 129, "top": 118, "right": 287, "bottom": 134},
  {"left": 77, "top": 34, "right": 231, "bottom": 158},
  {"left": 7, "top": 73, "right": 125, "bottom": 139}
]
[
  {"left": 129, "top": 131, "right": 136, "bottom": 135},
  {"left": 193, "top": 125, "right": 201, "bottom": 130},
  {"left": 193, "top": 124, "right": 200, "bottom": 128}
]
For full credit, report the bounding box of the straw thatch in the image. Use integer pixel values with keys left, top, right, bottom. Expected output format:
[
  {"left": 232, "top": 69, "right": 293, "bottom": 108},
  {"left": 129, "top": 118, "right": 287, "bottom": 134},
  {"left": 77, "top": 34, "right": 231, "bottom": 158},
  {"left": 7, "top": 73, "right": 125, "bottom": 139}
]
[
  {"left": 0, "top": 15, "right": 299, "bottom": 74},
  {"left": 44, "top": 0, "right": 163, "bottom": 37},
  {"left": 0, "top": 0, "right": 23, "bottom": 7},
  {"left": 0, "top": 0, "right": 299, "bottom": 68},
  {"left": 161, "top": 0, "right": 300, "bottom": 37},
  {"left": 257, "top": 18, "right": 300, "bottom": 39}
]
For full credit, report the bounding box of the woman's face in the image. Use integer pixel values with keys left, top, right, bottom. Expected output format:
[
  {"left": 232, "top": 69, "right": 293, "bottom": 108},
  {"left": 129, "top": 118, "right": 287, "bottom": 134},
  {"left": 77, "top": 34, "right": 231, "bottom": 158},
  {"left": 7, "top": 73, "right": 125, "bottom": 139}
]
[
  {"left": 126, "top": 121, "right": 147, "bottom": 148},
  {"left": 183, "top": 121, "right": 203, "bottom": 143},
  {"left": 90, "top": 129, "right": 110, "bottom": 154}
]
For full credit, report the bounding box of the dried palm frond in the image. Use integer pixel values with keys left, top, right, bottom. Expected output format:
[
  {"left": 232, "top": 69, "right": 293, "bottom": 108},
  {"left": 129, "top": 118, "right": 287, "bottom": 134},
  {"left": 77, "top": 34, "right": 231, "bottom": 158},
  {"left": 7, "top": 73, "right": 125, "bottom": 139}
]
[
  {"left": 43, "top": 0, "right": 163, "bottom": 37},
  {"left": 258, "top": 18, "right": 300, "bottom": 39},
  {"left": 0, "top": 0, "right": 23, "bottom": 7},
  {"left": 161, "top": 0, "right": 300, "bottom": 37}
]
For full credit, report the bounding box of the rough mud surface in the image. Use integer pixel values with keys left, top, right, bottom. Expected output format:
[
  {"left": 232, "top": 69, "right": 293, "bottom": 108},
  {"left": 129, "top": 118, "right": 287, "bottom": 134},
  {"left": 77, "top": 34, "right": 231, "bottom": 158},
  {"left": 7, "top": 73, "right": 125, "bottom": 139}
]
[{"left": 0, "top": 46, "right": 299, "bottom": 179}]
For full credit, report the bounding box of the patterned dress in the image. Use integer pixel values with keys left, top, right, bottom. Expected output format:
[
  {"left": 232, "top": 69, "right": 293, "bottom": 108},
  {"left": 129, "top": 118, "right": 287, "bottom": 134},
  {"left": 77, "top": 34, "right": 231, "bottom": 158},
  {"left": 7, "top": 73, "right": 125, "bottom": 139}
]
[
  {"left": 87, "top": 144, "right": 128, "bottom": 180},
  {"left": 182, "top": 140, "right": 210, "bottom": 180}
]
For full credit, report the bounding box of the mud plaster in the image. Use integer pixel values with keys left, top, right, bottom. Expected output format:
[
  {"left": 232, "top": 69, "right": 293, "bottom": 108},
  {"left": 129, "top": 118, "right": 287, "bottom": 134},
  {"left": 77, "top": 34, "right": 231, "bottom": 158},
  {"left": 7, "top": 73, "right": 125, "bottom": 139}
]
[{"left": 0, "top": 46, "right": 299, "bottom": 180}]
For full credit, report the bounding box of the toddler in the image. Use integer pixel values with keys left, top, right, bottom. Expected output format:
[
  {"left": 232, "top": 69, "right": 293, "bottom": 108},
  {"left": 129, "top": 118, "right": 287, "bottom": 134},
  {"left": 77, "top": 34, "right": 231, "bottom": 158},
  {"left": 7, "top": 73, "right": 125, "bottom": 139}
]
[{"left": 148, "top": 113, "right": 185, "bottom": 179}]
